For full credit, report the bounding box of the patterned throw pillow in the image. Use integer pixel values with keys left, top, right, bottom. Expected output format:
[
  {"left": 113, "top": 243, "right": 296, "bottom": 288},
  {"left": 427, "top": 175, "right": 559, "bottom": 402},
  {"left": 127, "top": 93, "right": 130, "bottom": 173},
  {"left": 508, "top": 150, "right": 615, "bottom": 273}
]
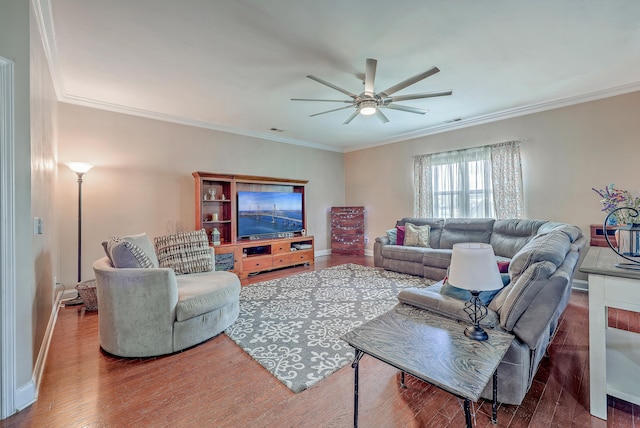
[
  {"left": 403, "top": 223, "right": 431, "bottom": 247},
  {"left": 105, "top": 233, "right": 159, "bottom": 269},
  {"left": 154, "top": 229, "right": 213, "bottom": 275}
]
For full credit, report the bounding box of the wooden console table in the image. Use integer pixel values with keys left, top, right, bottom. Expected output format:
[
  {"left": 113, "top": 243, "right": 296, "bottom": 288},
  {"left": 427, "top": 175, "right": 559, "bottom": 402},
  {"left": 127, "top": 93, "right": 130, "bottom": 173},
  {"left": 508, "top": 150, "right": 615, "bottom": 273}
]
[{"left": 580, "top": 247, "right": 640, "bottom": 420}]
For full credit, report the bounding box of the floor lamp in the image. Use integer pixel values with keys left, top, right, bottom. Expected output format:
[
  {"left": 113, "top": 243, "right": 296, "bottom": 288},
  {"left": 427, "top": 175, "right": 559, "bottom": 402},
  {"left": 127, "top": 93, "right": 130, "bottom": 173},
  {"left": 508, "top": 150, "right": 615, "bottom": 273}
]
[{"left": 65, "top": 162, "right": 93, "bottom": 305}]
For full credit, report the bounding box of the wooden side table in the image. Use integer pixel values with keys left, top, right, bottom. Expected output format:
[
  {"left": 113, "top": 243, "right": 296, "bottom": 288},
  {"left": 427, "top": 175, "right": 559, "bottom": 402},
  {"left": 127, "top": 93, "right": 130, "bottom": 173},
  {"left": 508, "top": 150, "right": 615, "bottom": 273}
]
[{"left": 580, "top": 247, "right": 640, "bottom": 420}]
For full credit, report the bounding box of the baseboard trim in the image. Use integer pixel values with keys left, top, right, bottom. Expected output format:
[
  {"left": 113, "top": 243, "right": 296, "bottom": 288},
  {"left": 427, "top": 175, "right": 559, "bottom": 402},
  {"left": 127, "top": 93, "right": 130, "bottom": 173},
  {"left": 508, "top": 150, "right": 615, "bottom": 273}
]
[
  {"left": 17, "top": 290, "right": 64, "bottom": 411},
  {"left": 572, "top": 278, "right": 588, "bottom": 292},
  {"left": 14, "top": 381, "right": 35, "bottom": 412}
]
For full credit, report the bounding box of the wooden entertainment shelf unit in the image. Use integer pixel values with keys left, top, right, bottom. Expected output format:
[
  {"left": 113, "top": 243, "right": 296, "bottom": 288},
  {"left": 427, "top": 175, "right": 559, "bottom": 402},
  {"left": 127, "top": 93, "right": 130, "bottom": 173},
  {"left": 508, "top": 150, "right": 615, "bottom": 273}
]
[{"left": 193, "top": 171, "right": 314, "bottom": 278}]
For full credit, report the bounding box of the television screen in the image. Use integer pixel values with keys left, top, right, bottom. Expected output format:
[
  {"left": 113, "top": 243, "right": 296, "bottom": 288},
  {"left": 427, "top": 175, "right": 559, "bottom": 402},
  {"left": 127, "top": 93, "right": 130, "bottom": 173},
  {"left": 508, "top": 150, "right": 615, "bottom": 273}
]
[{"left": 237, "top": 191, "right": 303, "bottom": 238}]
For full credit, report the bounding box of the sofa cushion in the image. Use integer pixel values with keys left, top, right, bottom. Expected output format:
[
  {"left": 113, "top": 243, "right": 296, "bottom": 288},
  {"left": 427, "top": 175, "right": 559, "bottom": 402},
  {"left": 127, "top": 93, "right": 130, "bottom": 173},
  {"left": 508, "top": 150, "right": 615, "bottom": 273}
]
[
  {"left": 440, "top": 274, "right": 511, "bottom": 305},
  {"left": 398, "top": 283, "right": 499, "bottom": 328},
  {"left": 175, "top": 270, "right": 241, "bottom": 322},
  {"left": 537, "top": 222, "right": 583, "bottom": 243},
  {"left": 494, "top": 260, "right": 557, "bottom": 330},
  {"left": 404, "top": 223, "right": 431, "bottom": 247},
  {"left": 439, "top": 218, "right": 495, "bottom": 249},
  {"left": 154, "top": 229, "right": 213, "bottom": 275},
  {"left": 490, "top": 219, "right": 547, "bottom": 258},
  {"left": 397, "top": 218, "right": 444, "bottom": 249},
  {"left": 104, "top": 233, "right": 159, "bottom": 269},
  {"left": 508, "top": 230, "right": 571, "bottom": 284},
  {"left": 382, "top": 245, "right": 432, "bottom": 263},
  {"left": 421, "top": 248, "right": 453, "bottom": 269}
]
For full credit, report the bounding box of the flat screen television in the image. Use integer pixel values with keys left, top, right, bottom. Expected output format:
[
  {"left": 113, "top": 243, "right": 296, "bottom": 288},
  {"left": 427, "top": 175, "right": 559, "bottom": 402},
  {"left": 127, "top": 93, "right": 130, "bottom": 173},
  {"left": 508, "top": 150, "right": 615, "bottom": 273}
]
[{"left": 237, "top": 191, "right": 304, "bottom": 239}]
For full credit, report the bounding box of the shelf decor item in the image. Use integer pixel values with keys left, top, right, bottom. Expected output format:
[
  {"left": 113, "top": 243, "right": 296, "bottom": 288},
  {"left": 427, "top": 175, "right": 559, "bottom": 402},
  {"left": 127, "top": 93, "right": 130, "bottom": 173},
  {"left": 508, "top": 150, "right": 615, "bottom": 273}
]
[
  {"left": 447, "top": 242, "right": 503, "bottom": 341},
  {"left": 603, "top": 207, "right": 640, "bottom": 270},
  {"left": 212, "top": 228, "right": 221, "bottom": 246},
  {"left": 593, "top": 184, "right": 640, "bottom": 225}
]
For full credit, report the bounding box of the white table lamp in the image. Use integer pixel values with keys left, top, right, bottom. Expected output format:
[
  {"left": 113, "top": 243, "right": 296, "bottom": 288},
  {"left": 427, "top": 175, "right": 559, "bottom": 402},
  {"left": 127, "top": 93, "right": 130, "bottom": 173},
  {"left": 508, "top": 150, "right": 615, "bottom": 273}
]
[{"left": 448, "top": 242, "right": 503, "bottom": 341}]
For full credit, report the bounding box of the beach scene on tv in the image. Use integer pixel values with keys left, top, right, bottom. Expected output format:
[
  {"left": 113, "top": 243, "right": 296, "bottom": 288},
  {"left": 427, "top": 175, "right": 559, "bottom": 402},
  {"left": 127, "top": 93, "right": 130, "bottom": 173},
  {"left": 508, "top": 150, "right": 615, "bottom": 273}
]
[{"left": 237, "top": 191, "right": 303, "bottom": 237}]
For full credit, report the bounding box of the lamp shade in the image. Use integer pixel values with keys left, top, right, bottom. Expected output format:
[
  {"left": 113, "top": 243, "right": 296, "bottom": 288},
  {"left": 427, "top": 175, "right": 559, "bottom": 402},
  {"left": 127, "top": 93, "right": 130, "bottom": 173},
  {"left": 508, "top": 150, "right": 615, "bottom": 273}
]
[
  {"left": 66, "top": 162, "right": 94, "bottom": 175},
  {"left": 448, "top": 243, "right": 503, "bottom": 292}
]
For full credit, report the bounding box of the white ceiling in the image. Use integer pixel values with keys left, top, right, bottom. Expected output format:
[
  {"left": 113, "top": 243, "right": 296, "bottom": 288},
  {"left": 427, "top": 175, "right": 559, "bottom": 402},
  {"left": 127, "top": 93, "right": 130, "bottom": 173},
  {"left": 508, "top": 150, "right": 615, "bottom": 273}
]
[{"left": 37, "top": 0, "right": 640, "bottom": 152}]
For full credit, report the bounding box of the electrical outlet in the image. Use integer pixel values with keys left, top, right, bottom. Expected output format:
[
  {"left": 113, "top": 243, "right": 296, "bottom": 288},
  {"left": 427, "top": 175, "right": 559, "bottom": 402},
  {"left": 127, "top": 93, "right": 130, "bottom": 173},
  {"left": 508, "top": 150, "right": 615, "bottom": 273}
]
[
  {"left": 33, "top": 217, "right": 43, "bottom": 235},
  {"left": 364, "top": 236, "right": 369, "bottom": 244}
]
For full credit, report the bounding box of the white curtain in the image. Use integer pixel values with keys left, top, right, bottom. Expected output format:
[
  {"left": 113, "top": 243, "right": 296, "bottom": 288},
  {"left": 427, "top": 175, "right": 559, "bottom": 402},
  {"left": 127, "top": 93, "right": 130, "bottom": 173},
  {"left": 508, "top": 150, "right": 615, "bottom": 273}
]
[
  {"left": 413, "top": 154, "right": 432, "bottom": 217},
  {"left": 413, "top": 141, "right": 523, "bottom": 219},
  {"left": 414, "top": 146, "right": 493, "bottom": 218},
  {"left": 491, "top": 141, "right": 523, "bottom": 219}
]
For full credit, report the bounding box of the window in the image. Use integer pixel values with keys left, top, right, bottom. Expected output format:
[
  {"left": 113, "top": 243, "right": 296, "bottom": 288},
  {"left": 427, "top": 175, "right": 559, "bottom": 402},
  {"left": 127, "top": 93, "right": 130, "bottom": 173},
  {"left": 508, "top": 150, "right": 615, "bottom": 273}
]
[{"left": 414, "top": 141, "right": 523, "bottom": 219}]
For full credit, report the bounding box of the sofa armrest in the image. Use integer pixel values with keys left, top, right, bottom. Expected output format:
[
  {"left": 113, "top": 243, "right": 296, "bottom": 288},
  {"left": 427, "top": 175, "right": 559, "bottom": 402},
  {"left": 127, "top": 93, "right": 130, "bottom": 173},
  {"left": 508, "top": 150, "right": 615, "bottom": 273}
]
[
  {"left": 375, "top": 235, "right": 391, "bottom": 245},
  {"left": 93, "top": 257, "right": 179, "bottom": 356},
  {"left": 511, "top": 276, "right": 568, "bottom": 350}
]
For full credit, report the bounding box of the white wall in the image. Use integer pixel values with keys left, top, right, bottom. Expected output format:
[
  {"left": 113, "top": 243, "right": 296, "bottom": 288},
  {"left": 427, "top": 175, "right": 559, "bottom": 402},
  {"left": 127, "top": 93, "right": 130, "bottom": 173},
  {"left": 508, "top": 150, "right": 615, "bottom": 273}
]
[
  {"left": 56, "top": 104, "right": 345, "bottom": 287},
  {"left": 344, "top": 91, "right": 640, "bottom": 257},
  {"left": 30, "top": 0, "right": 59, "bottom": 364}
]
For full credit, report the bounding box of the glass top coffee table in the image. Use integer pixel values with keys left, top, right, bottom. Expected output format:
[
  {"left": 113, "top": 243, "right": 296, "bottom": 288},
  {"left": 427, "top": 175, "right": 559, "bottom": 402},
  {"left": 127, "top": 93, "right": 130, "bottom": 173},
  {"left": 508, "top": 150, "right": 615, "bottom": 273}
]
[{"left": 341, "top": 303, "right": 514, "bottom": 428}]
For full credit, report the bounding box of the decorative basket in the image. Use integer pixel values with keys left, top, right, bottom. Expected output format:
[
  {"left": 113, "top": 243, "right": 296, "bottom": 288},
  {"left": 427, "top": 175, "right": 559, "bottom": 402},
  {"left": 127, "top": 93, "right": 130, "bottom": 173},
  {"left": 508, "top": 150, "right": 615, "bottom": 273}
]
[{"left": 76, "top": 279, "right": 98, "bottom": 311}]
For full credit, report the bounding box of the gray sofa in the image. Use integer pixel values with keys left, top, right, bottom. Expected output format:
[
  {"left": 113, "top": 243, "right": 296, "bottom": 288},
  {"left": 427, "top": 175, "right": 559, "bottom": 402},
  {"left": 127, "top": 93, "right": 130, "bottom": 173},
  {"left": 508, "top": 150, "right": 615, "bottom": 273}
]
[
  {"left": 94, "top": 231, "right": 241, "bottom": 358},
  {"left": 374, "top": 218, "right": 587, "bottom": 405}
]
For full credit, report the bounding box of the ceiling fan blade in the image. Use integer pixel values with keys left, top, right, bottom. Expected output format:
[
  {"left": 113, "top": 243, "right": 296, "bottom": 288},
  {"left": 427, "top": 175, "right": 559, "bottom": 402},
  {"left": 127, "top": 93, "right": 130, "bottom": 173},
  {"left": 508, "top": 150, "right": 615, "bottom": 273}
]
[
  {"left": 379, "top": 66, "right": 440, "bottom": 97},
  {"left": 343, "top": 110, "right": 360, "bottom": 125},
  {"left": 309, "top": 105, "right": 353, "bottom": 117},
  {"left": 364, "top": 58, "right": 377, "bottom": 96},
  {"left": 384, "top": 104, "right": 428, "bottom": 115},
  {"left": 375, "top": 109, "right": 390, "bottom": 123},
  {"left": 384, "top": 90, "right": 452, "bottom": 103},
  {"left": 291, "top": 98, "right": 353, "bottom": 103},
  {"left": 307, "top": 75, "right": 358, "bottom": 99}
]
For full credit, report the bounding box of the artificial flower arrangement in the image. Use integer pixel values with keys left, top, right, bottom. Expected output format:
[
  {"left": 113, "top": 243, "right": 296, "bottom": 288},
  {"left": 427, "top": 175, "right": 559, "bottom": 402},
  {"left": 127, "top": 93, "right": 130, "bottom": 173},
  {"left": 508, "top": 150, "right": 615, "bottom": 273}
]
[{"left": 593, "top": 184, "right": 640, "bottom": 225}]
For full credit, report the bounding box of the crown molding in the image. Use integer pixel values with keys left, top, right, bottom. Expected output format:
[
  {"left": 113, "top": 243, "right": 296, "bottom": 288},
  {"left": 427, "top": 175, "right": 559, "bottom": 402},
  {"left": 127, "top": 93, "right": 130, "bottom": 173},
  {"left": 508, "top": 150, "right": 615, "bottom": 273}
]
[
  {"left": 60, "top": 94, "right": 343, "bottom": 153},
  {"left": 32, "top": 0, "right": 65, "bottom": 100},
  {"left": 345, "top": 81, "right": 640, "bottom": 152}
]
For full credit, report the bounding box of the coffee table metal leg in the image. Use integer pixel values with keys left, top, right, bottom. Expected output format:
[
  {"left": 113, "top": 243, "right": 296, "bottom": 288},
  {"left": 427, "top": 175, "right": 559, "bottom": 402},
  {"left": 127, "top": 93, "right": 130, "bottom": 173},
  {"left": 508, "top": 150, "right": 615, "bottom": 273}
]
[
  {"left": 352, "top": 350, "right": 364, "bottom": 428},
  {"left": 492, "top": 370, "right": 498, "bottom": 424},
  {"left": 463, "top": 399, "right": 472, "bottom": 428}
]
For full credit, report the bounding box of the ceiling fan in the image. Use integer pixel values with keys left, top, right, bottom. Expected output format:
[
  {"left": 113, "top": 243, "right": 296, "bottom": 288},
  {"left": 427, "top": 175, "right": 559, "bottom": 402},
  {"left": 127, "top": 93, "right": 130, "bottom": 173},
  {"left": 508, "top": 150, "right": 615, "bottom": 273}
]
[{"left": 291, "top": 58, "right": 452, "bottom": 124}]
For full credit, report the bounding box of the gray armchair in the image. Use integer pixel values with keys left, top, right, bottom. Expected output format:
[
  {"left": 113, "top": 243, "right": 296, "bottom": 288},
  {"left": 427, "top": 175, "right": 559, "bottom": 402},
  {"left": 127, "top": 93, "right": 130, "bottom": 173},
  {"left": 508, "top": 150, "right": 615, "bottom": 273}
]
[{"left": 93, "top": 250, "right": 240, "bottom": 358}]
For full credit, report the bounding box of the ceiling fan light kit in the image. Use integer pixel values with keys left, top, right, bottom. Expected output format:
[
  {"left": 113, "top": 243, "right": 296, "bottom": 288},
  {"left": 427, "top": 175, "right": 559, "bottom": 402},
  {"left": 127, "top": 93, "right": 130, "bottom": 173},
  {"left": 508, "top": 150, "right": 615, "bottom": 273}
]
[
  {"left": 292, "top": 58, "right": 452, "bottom": 124},
  {"left": 359, "top": 100, "right": 377, "bottom": 115}
]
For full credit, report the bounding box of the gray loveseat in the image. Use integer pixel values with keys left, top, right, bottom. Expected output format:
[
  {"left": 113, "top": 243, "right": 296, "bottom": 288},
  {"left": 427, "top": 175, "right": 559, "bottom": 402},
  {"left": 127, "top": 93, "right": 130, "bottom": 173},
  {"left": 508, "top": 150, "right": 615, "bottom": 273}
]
[{"left": 374, "top": 218, "right": 587, "bottom": 405}]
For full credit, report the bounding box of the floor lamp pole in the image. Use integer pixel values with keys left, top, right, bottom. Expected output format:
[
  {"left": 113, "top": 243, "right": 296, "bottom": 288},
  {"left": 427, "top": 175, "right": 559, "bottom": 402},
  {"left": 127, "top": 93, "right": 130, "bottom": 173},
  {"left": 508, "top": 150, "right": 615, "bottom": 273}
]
[
  {"left": 65, "top": 163, "right": 93, "bottom": 300},
  {"left": 76, "top": 173, "right": 84, "bottom": 283}
]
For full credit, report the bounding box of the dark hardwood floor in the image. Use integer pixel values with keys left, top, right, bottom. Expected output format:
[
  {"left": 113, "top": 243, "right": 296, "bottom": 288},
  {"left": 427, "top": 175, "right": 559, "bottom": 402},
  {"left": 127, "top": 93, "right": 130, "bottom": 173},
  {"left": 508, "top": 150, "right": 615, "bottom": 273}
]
[{"left": 2, "top": 255, "right": 639, "bottom": 427}]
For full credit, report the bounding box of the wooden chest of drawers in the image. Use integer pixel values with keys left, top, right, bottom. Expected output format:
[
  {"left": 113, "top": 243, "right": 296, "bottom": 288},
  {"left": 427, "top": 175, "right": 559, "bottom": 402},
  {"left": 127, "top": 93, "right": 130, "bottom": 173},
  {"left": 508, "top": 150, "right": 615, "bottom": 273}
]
[{"left": 331, "top": 206, "right": 365, "bottom": 255}]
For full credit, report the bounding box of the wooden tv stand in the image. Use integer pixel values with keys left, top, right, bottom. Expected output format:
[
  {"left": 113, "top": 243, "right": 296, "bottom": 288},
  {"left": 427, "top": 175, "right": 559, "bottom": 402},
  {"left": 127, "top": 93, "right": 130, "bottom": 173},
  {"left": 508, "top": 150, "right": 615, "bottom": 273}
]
[
  {"left": 237, "top": 235, "right": 314, "bottom": 278},
  {"left": 193, "top": 171, "right": 313, "bottom": 278}
]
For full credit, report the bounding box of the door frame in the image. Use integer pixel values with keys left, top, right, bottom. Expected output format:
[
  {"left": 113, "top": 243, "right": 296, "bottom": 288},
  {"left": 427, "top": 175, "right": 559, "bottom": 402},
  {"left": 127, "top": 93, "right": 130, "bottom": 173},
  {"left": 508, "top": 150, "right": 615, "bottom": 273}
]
[{"left": 0, "top": 56, "right": 17, "bottom": 419}]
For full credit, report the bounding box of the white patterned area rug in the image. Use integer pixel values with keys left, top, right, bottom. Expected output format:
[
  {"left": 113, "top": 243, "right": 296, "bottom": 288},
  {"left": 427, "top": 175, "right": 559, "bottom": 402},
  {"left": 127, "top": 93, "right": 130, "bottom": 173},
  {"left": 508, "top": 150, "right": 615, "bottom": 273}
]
[{"left": 225, "top": 264, "right": 436, "bottom": 393}]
